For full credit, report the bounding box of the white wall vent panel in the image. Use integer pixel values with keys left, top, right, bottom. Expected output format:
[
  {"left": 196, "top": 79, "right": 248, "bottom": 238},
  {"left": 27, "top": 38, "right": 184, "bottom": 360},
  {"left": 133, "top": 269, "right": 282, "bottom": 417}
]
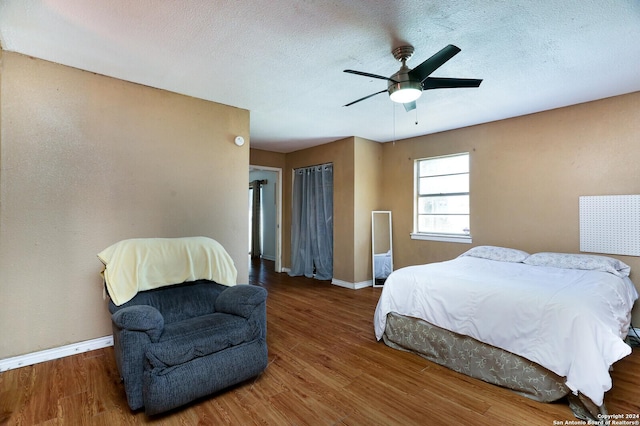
[{"left": 579, "top": 195, "right": 640, "bottom": 256}]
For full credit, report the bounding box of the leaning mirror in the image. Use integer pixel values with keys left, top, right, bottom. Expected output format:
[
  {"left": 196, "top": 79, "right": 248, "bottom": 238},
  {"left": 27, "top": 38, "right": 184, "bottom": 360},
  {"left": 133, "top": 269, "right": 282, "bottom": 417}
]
[{"left": 372, "top": 211, "right": 393, "bottom": 287}]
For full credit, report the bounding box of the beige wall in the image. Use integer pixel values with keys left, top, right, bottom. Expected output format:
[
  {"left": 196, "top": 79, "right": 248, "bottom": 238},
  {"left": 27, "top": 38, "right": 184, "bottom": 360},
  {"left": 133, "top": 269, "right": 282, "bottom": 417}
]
[
  {"left": 382, "top": 92, "right": 640, "bottom": 324},
  {"left": 353, "top": 137, "right": 383, "bottom": 283},
  {"left": 250, "top": 148, "right": 286, "bottom": 170},
  {"left": 0, "top": 52, "right": 250, "bottom": 359},
  {"left": 284, "top": 138, "right": 355, "bottom": 282}
]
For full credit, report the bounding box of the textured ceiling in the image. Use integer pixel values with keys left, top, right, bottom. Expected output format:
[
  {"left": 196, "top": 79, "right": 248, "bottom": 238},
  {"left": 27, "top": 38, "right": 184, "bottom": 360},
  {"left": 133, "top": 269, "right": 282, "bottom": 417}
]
[{"left": 1, "top": 0, "right": 639, "bottom": 153}]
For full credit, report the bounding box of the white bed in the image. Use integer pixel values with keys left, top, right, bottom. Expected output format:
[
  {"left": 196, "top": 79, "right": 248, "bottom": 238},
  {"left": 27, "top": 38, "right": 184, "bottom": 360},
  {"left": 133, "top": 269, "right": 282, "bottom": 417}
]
[{"left": 374, "top": 246, "right": 638, "bottom": 411}]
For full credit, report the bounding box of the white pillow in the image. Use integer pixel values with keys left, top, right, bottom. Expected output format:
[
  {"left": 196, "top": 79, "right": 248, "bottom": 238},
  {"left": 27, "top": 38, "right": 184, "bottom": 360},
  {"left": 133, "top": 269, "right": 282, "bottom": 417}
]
[
  {"left": 523, "top": 252, "right": 631, "bottom": 277},
  {"left": 459, "top": 245, "right": 530, "bottom": 263}
]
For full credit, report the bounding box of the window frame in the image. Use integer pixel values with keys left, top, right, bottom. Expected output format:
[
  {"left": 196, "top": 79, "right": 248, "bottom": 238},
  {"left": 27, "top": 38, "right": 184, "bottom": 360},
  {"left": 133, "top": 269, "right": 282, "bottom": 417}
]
[{"left": 411, "top": 152, "right": 472, "bottom": 244}]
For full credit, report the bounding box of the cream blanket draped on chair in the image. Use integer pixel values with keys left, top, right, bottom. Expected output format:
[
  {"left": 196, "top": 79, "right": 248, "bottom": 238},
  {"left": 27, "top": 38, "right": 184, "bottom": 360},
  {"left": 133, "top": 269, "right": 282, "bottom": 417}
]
[{"left": 98, "top": 236, "right": 237, "bottom": 306}]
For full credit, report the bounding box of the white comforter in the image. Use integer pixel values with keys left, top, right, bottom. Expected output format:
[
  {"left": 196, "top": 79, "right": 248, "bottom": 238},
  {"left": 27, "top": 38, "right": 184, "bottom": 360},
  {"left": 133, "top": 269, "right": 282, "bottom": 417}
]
[{"left": 373, "top": 256, "right": 638, "bottom": 406}]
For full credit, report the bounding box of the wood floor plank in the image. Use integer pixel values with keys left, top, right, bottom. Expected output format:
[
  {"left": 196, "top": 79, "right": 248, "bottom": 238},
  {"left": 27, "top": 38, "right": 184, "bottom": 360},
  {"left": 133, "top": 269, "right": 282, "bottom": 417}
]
[{"left": 1, "top": 258, "right": 638, "bottom": 425}]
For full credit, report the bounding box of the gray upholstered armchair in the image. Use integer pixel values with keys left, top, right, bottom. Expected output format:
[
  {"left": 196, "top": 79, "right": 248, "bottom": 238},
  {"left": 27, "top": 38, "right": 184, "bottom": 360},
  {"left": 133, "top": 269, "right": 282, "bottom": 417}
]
[{"left": 109, "top": 279, "right": 268, "bottom": 415}]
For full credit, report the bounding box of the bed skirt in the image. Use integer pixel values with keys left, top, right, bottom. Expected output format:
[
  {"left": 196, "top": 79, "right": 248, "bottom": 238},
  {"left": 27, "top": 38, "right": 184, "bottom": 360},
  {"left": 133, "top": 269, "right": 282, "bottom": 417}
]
[{"left": 382, "top": 312, "right": 607, "bottom": 422}]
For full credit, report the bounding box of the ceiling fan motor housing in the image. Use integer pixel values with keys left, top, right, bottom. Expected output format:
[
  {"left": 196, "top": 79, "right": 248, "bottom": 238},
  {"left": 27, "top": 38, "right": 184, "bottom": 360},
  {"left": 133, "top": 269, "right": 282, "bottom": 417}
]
[{"left": 388, "top": 64, "right": 422, "bottom": 103}]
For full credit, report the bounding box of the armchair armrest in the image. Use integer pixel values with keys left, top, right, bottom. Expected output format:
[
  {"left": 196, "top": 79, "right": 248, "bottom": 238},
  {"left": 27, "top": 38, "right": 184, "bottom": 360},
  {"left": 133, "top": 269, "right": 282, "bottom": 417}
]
[
  {"left": 111, "top": 305, "right": 164, "bottom": 342},
  {"left": 214, "top": 285, "right": 267, "bottom": 318}
]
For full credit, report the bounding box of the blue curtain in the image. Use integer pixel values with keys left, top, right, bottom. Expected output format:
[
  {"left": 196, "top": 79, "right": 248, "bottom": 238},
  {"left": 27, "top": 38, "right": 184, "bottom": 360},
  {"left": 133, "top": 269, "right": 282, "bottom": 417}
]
[{"left": 289, "top": 163, "right": 333, "bottom": 280}]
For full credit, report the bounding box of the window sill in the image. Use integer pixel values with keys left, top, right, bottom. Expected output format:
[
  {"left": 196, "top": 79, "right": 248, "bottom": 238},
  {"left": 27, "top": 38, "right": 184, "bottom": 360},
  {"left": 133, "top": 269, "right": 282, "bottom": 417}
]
[{"left": 410, "top": 233, "right": 472, "bottom": 244}]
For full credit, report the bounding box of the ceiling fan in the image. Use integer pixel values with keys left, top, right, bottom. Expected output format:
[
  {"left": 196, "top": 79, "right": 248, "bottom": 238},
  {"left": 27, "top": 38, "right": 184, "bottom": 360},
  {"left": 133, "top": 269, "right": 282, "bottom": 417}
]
[{"left": 343, "top": 44, "right": 482, "bottom": 112}]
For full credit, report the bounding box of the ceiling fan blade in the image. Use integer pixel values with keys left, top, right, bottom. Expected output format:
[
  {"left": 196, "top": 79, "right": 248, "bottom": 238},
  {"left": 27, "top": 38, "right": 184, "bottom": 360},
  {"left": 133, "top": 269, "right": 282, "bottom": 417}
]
[
  {"left": 422, "top": 77, "right": 483, "bottom": 90},
  {"left": 408, "top": 44, "right": 461, "bottom": 83},
  {"left": 343, "top": 89, "right": 388, "bottom": 107},
  {"left": 344, "top": 69, "right": 399, "bottom": 84},
  {"left": 403, "top": 101, "right": 417, "bottom": 112}
]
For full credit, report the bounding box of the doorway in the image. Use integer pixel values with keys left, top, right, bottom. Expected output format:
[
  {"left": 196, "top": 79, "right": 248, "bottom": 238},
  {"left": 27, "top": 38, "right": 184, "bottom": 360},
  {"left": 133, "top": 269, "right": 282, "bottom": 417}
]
[{"left": 249, "top": 165, "right": 283, "bottom": 272}]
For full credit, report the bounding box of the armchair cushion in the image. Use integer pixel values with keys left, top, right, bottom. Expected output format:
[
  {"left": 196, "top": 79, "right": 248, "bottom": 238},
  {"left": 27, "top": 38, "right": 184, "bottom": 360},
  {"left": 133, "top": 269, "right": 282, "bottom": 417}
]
[
  {"left": 215, "top": 284, "right": 268, "bottom": 318},
  {"left": 146, "top": 313, "right": 252, "bottom": 368},
  {"left": 109, "top": 280, "right": 225, "bottom": 323},
  {"left": 112, "top": 305, "right": 164, "bottom": 342}
]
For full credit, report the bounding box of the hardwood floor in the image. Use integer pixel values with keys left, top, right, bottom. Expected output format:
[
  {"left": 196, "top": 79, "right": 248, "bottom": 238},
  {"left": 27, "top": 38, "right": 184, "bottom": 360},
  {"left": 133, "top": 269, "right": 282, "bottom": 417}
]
[{"left": 1, "top": 259, "right": 639, "bottom": 425}]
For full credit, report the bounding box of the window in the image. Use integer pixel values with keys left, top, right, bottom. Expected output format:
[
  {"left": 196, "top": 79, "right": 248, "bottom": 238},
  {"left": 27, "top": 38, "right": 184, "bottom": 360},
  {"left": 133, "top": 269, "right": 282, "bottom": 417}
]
[{"left": 412, "top": 152, "right": 471, "bottom": 243}]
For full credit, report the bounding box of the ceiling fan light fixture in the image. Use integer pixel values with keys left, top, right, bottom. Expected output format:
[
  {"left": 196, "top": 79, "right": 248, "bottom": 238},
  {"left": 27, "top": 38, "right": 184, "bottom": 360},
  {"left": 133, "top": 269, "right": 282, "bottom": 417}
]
[{"left": 388, "top": 80, "right": 422, "bottom": 103}]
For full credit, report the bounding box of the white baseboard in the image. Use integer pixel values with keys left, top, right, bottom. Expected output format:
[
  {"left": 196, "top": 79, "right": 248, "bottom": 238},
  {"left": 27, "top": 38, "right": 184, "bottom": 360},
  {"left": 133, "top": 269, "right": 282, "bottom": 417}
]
[
  {"left": 331, "top": 278, "right": 373, "bottom": 290},
  {"left": 0, "top": 335, "right": 113, "bottom": 372},
  {"left": 278, "top": 270, "right": 373, "bottom": 289}
]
